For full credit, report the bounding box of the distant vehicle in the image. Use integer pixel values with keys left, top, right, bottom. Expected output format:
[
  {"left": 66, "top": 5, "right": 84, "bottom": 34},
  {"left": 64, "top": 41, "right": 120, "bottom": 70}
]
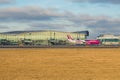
[
  {"left": 67, "top": 35, "right": 86, "bottom": 45},
  {"left": 22, "top": 39, "right": 33, "bottom": 45},
  {"left": 67, "top": 35, "right": 100, "bottom": 45},
  {"left": 85, "top": 40, "right": 100, "bottom": 45}
]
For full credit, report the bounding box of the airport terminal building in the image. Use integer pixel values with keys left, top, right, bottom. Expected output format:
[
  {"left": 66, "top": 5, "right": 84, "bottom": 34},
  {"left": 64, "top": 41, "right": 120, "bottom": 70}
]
[{"left": 0, "top": 30, "right": 89, "bottom": 45}]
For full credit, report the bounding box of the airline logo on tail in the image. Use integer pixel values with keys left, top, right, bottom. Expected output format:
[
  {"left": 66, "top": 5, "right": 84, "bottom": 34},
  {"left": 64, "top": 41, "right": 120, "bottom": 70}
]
[{"left": 67, "top": 35, "right": 74, "bottom": 40}]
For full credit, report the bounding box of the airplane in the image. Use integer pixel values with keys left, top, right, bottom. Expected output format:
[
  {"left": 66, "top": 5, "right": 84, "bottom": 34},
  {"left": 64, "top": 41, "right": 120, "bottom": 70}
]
[
  {"left": 67, "top": 35, "right": 100, "bottom": 45},
  {"left": 67, "top": 35, "right": 86, "bottom": 45}
]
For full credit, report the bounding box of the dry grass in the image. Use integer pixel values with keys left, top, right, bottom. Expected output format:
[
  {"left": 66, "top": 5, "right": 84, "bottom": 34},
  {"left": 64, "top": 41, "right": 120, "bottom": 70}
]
[{"left": 0, "top": 48, "right": 120, "bottom": 80}]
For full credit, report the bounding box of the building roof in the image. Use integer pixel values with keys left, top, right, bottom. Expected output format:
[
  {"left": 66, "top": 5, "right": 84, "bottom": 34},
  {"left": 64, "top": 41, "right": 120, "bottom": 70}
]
[{"left": 1, "top": 30, "right": 89, "bottom": 36}]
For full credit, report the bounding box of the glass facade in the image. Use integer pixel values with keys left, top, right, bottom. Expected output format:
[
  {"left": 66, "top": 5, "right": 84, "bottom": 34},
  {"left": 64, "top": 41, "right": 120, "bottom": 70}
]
[
  {"left": 101, "top": 39, "right": 119, "bottom": 42},
  {"left": 0, "top": 31, "right": 88, "bottom": 45}
]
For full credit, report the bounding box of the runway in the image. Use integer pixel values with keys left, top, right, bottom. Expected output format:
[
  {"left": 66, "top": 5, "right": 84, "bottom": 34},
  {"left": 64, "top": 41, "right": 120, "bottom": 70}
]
[{"left": 0, "top": 45, "right": 119, "bottom": 48}]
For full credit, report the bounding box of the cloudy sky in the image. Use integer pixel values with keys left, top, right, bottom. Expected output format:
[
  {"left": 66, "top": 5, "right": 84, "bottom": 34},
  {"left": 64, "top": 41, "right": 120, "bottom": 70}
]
[{"left": 0, "top": 0, "right": 120, "bottom": 38}]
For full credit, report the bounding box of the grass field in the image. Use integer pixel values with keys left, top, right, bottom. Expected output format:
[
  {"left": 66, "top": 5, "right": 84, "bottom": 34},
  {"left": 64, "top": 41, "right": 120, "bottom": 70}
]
[{"left": 0, "top": 48, "right": 120, "bottom": 80}]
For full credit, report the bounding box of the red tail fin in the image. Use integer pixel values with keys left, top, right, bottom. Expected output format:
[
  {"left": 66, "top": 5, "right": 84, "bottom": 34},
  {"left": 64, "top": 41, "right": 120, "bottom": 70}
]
[{"left": 67, "top": 35, "right": 73, "bottom": 40}]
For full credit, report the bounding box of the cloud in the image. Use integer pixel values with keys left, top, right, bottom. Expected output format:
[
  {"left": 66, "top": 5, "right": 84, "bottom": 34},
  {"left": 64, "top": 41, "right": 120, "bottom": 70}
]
[
  {"left": 30, "top": 23, "right": 64, "bottom": 30},
  {"left": 28, "top": 21, "right": 76, "bottom": 31},
  {"left": 0, "top": 6, "right": 65, "bottom": 22},
  {"left": 0, "top": 25, "right": 9, "bottom": 29},
  {"left": 69, "top": 0, "right": 120, "bottom": 4},
  {"left": 64, "top": 14, "right": 120, "bottom": 38},
  {"left": 87, "top": 19, "right": 120, "bottom": 33},
  {"left": 0, "top": 0, "right": 15, "bottom": 4}
]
